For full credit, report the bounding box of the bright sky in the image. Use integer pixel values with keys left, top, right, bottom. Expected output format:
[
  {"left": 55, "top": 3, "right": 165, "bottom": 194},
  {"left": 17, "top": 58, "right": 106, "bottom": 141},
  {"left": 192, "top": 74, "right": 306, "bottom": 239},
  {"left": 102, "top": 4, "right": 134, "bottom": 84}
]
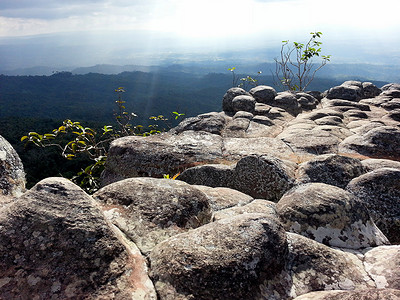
[{"left": 1, "top": 0, "right": 399, "bottom": 40}]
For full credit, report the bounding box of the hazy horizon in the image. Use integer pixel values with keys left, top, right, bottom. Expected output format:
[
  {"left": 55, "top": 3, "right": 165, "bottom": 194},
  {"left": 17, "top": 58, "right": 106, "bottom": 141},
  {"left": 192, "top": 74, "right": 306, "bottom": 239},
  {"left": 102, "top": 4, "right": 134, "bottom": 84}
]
[{"left": 1, "top": 0, "right": 400, "bottom": 74}]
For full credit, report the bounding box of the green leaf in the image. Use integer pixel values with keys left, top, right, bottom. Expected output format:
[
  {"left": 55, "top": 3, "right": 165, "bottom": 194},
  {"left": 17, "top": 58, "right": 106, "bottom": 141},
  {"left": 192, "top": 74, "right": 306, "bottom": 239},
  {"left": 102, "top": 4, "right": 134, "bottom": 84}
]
[{"left": 21, "top": 136, "right": 28, "bottom": 142}]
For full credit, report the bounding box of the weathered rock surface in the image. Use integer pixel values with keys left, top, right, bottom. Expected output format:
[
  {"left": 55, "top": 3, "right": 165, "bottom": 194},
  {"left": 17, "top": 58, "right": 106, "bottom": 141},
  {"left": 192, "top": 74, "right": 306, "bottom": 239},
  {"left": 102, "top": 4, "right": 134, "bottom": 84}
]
[
  {"left": 0, "top": 135, "right": 25, "bottom": 197},
  {"left": 276, "top": 183, "right": 389, "bottom": 249},
  {"left": 150, "top": 213, "right": 288, "bottom": 300},
  {"left": 102, "top": 130, "right": 225, "bottom": 185},
  {"left": 213, "top": 199, "right": 278, "bottom": 221},
  {"left": 363, "top": 245, "right": 400, "bottom": 289},
  {"left": 295, "top": 154, "right": 367, "bottom": 188},
  {"left": 93, "top": 178, "right": 212, "bottom": 255},
  {"left": 179, "top": 154, "right": 297, "bottom": 201},
  {"left": 293, "top": 289, "right": 400, "bottom": 300},
  {"left": 346, "top": 168, "right": 400, "bottom": 244},
  {"left": 339, "top": 126, "right": 400, "bottom": 160},
  {"left": 0, "top": 177, "right": 156, "bottom": 299}
]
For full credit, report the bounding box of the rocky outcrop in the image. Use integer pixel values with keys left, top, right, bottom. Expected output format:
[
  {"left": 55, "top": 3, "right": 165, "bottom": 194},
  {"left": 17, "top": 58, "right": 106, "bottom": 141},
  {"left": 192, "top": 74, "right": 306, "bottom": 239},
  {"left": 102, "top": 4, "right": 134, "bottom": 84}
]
[
  {"left": 3, "top": 80, "right": 400, "bottom": 299},
  {"left": 346, "top": 168, "right": 400, "bottom": 244},
  {"left": 150, "top": 213, "right": 288, "bottom": 300},
  {"left": 93, "top": 178, "right": 212, "bottom": 255},
  {"left": 178, "top": 154, "right": 296, "bottom": 201},
  {"left": 276, "top": 183, "right": 388, "bottom": 249},
  {"left": 0, "top": 177, "right": 156, "bottom": 299},
  {"left": 0, "top": 135, "right": 25, "bottom": 197}
]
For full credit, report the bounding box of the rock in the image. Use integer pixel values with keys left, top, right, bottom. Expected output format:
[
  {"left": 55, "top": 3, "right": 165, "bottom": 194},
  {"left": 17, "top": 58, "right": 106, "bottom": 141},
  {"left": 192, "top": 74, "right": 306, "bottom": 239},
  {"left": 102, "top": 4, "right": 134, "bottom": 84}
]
[
  {"left": 232, "top": 155, "right": 296, "bottom": 201},
  {"left": 314, "top": 116, "right": 344, "bottom": 126},
  {"left": 0, "top": 135, "right": 25, "bottom": 197},
  {"left": 363, "top": 245, "right": 400, "bottom": 289},
  {"left": 361, "top": 158, "right": 400, "bottom": 171},
  {"left": 339, "top": 125, "right": 400, "bottom": 159},
  {"left": 93, "top": 178, "right": 212, "bottom": 255},
  {"left": 102, "top": 130, "right": 224, "bottom": 186},
  {"left": 231, "top": 95, "right": 256, "bottom": 114},
  {"left": 295, "top": 92, "right": 318, "bottom": 110},
  {"left": 150, "top": 213, "right": 288, "bottom": 300},
  {"left": 177, "top": 163, "right": 235, "bottom": 188},
  {"left": 179, "top": 155, "right": 296, "bottom": 201},
  {"left": 262, "top": 233, "right": 375, "bottom": 299},
  {"left": 192, "top": 185, "right": 254, "bottom": 211},
  {"left": 381, "top": 83, "right": 400, "bottom": 91},
  {"left": 213, "top": 199, "right": 278, "bottom": 221},
  {"left": 362, "top": 82, "right": 382, "bottom": 98},
  {"left": 346, "top": 168, "right": 400, "bottom": 244},
  {"left": 222, "top": 87, "right": 250, "bottom": 114},
  {"left": 326, "top": 85, "right": 361, "bottom": 101},
  {"left": 249, "top": 85, "right": 277, "bottom": 103},
  {"left": 0, "top": 177, "right": 156, "bottom": 299},
  {"left": 171, "top": 112, "right": 227, "bottom": 135},
  {"left": 221, "top": 137, "right": 295, "bottom": 160},
  {"left": 233, "top": 110, "right": 253, "bottom": 119},
  {"left": 296, "top": 154, "right": 367, "bottom": 188},
  {"left": 276, "top": 183, "right": 389, "bottom": 249},
  {"left": 277, "top": 126, "right": 343, "bottom": 154},
  {"left": 273, "top": 92, "right": 302, "bottom": 116},
  {"left": 292, "top": 289, "right": 400, "bottom": 300},
  {"left": 321, "top": 98, "right": 371, "bottom": 111}
]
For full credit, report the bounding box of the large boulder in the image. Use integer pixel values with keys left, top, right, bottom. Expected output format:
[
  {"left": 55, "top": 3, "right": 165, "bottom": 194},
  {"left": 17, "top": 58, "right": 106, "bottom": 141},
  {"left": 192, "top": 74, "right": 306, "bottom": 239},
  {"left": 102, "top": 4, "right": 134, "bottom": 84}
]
[
  {"left": 363, "top": 245, "right": 400, "bottom": 289},
  {"left": 0, "top": 177, "right": 156, "bottom": 299},
  {"left": 93, "top": 178, "right": 212, "bottom": 255},
  {"left": 179, "top": 155, "right": 297, "bottom": 201},
  {"left": 249, "top": 85, "right": 277, "bottom": 103},
  {"left": 273, "top": 92, "right": 302, "bottom": 116},
  {"left": 150, "top": 213, "right": 288, "bottom": 300},
  {"left": 102, "top": 130, "right": 224, "bottom": 185},
  {"left": 295, "top": 154, "right": 367, "bottom": 188},
  {"left": 339, "top": 125, "right": 400, "bottom": 160},
  {"left": 326, "top": 85, "right": 362, "bottom": 101},
  {"left": 293, "top": 289, "right": 400, "bottom": 300},
  {"left": 262, "top": 233, "right": 375, "bottom": 299},
  {"left": 222, "top": 87, "right": 250, "bottom": 114},
  {"left": 0, "top": 135, "right": 25, "bottom": 197},
  {"left": 171, "top": 112, "right": 227, "bottom": 135},
  {"left": 276, "top": 183, "right": 389, "bottom": 249},
  {"left": 231, "top": 95, "right": 256, "bottom": 114},
  {"left": 346, "top": 168, "right": 400, "bottom": 244}
]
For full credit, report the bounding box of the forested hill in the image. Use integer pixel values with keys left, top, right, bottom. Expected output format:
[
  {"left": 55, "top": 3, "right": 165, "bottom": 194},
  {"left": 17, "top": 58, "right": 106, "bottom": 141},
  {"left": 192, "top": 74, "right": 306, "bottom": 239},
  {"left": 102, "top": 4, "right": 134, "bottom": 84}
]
[{"left": 0, "top": 70, "right": 389, "bottom": 126}]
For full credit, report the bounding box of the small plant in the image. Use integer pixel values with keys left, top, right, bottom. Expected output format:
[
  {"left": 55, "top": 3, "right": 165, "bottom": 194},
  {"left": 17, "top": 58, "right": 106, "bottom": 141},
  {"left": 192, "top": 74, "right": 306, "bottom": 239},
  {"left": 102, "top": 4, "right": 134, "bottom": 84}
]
[
  {"left": 22, "top": 88, "right": 185, "bottom": 193},
  {"left": 228, "top": 67, "right": 262, "bottom": 90},
  {"left": 273, "top": 31, "right": 331, "bottom": 91}
]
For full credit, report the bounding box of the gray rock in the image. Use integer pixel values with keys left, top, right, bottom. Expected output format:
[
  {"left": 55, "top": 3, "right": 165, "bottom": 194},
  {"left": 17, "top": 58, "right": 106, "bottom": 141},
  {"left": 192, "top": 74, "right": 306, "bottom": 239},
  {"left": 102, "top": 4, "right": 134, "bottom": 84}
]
[
  {"left": 339, "top": 126, "right": 400, "bottom": 160},
  {"left": 363, "top": 245, "right": 400, "bottom": 289},
  {"left": 381, "top": 98, "right": 400, "bottom": 110},
  {"left": 179, "top": 155, "right": 296, "bottom": 202},
  {"left": 93, "top": 178, "right": 212, "bottom": 255},
  {"left": 150, "top": 213, "right": 288, "bottom": 300},
  {"left": 232, "top": 155, "right": 296, "bottom": 201},
  {"left": 277, "top": 183, "right": 389, "bottom": 249},
  {"left": 381, "top": 83, "right": 400, "bottom": 91},
  {"left": 326, "top": 85, "right": 361, "bottom": 101},
  {"left": 249, "top": 85, "right": 277, "bottom": 103},
  {"left": 296, "top": 154, "right": 367, "bottom": 188},
  {"left": 361, "top": 158, "right": 400, "bottom": 171},
  {"left": 321, "top": 98, "right": 371, "bottom": 111},
  {"left": 233, "top": 111, "right": 254, "bottom": 119},
  {"left": 0, "top": 135, "right": 25, "bottom": 197},
  {"left": 171, "top": 112, "right": 227, "bottom": 135},
  {"left": 346, "top": 168, "right": 400, "bottom": 244},
  {"left": 222, "top": 87, "right": 250, "bottom": 114},
  {"left": 262, "top": 233, "right": 375, "bottom": 299},
  {"left": 213, "top": 199, "right": 277, "bottom": 221},
  {"left": 192, "top": 185, "right": 254, "bottom": 211},
  {"left": 102, "top": 131, "right": 224, "bottom": 186},
  {"left": 362, "top": 82, "right": 382, "bottom": 98},
  {"left": 293, "top": 289, "right": 400, "bottom": 300},
  {"left": 273, "top": 92, "right": 302, "bottom": 116},
  {"left": 232, "top": 95, "right": 256, "bottom": 113},
  {"left": 177, "top": 163, "right": 235, "bottom": 188},
  {"left": 314, "top": 116, "right": 344, "bottom": 126},
  {"left": 295, "top": 92, "right": 318, "bottom": 110},
  {"left": 0, "top": 177, "right": 156, "bottom": 299}
]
